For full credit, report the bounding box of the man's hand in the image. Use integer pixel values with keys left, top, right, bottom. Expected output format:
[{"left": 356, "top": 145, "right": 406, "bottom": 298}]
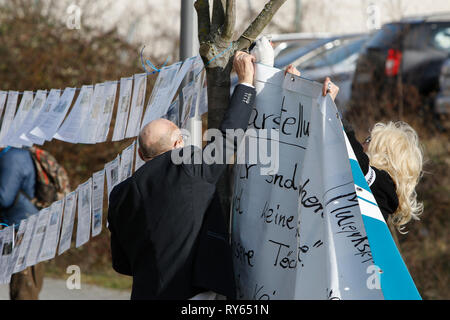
[
  {"left": 322, "top": 77, "right": 339, "bottom": 102},
  {"left": 233, "top": 51, "right": 256, "bottom": 86}
]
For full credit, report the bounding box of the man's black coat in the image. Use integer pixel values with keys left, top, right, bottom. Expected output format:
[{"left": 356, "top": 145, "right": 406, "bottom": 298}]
[{"left": 107, "top": 84, "right": 255, "bottom": 300}]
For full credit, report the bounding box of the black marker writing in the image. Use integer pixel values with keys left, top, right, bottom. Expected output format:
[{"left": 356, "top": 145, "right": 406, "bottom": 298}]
[
  {"left": 232, "top": 240, "right": 255, "bottom": 267},
  {"left": 299, "top": 179, "right": 324, "bottom": 217},
  {"left": 260, "top": 202, "right": 295, "bottom": 230},
  {"left": 232, "top": 188, "right": 244, "bottom": 215}
]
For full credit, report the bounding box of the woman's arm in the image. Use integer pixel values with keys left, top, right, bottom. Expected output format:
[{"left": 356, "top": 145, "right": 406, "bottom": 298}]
[{"left": 342, "top": 120, "right": 370, "bottom": 176}]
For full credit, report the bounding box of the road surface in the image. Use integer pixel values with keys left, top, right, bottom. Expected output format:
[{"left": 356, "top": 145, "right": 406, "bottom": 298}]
[{"left": 0, "top": 277, "right": 131, "bottom": 300}]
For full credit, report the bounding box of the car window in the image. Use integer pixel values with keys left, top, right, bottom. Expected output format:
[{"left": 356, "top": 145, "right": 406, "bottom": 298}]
[
  {"left": 297, "top": 38, "right": 366, "bottom": 69},
  {"left": 366, "top": 24, "right": 403, "bottom": 49},
  {"left": 275, "top": 43, "right": 304, "bottom": 61},
  {"left": 430, "top": 25, "right": 450, "bottom": 52},
  {"left": 403, "top": 24, "right": 427, "bottom": 50}
]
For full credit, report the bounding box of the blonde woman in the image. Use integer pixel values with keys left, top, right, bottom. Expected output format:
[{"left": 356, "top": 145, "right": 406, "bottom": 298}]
[{"left": 286, "top": 65, "right": 424, "bottom": 234}]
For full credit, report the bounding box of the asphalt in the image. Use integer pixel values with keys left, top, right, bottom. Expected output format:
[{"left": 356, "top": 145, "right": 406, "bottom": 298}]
[{"left": 0, "top": 277, "right": 131, "bottom": 300}]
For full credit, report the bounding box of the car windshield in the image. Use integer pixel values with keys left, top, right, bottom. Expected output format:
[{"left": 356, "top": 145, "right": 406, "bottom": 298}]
[
  {"left": 274, "top": 38, "right": 338, "bottom": 68},
  {"left": 297, "top": 37, "right": 367, "bottom": 70}
]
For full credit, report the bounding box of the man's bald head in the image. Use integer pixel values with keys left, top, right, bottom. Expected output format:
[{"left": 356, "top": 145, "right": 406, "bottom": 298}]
[{"left": 138, "top": 119, "right": 184, "bottom": 161}]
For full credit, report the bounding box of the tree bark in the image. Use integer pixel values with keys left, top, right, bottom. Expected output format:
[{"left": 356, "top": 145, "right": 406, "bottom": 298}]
[
  {"left": 195, "top": 0, "right": 287, "bottom": 127},
  {"left": 194, "top": 0, "right": 287, "bottom": 218}
]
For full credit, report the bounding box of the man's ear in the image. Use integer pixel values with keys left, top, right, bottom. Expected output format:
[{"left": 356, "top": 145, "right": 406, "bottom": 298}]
[
  {"left": 174, "top": 136, "right": 184, "bottom": 149},
  {"left": 138, "top": 147, "right": 146, "bottom": 162}
]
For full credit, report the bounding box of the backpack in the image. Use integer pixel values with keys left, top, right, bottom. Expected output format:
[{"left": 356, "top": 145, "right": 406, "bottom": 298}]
[{"left": 27, "top": 147, "right": 71, "bottom": 210}]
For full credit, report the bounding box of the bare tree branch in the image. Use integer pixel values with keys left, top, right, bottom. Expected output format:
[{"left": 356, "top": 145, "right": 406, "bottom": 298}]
[
  {"left": 211, "top": 0, "right": 226, "bottom": 36},
  {"left": 222, "top": 0, "right": 236, "bottom": 41},
  {"left": 236, "top": 0, "right": 287, "bottom": 50},
  {"left": 194, "top": 0, "right": 211, "bottom": 44}
]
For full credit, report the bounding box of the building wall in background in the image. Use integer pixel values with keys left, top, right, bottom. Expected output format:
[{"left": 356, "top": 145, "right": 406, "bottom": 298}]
[
  {"left": 29, "top": 0, "right": 450, "bottom": 59},
  {"left": 108, "top": 0, "right": 449, "bottom": 59}
]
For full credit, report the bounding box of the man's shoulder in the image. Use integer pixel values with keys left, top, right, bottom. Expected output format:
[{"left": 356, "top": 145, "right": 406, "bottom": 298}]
[
  {"left": 133, "top": 147, "right": 198, "bottom": 178},
  {"left": 109, "top": 177, "right": 133, "bottom": 205}
]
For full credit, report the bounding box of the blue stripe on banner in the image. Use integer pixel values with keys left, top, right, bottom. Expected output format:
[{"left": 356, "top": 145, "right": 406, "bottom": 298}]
[
  {"left": 357, "top": 196, "right": 378, "bottom": 207},
  {"left": 361, "top": 215, "right": 422, "bottom": 300},
  {"left": 349, "top": 159, "right": 371, "bottom": 193},
  {"left": 349, "top": 157, "right": 422, "bottom": 300}
]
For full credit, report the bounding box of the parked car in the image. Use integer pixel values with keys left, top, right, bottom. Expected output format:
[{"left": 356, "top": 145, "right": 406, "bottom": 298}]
[
  {"left": 435, "top": 58, "right": 450, "bottom": 115},
  {"left": 274, "top": 33, "right": 365, "bottom": 69},
  {"left": 270, "top": 32, "right": 334, "bottom": 58},
  {"left": 231, "top": 34, "right": 368, "bottom": 114},
  {"left": 351, "top": 14, "right": 450, "bottom": 116},
  {"left": 287, "top": 35, "right": 369, "bottom": 113}
]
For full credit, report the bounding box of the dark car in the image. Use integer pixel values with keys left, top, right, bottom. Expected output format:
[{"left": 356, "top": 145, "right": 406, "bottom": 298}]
[
  {"left": 351, "top": 14, "right": 450, "bottom": 117},
  {"left": 289, "top": 35, "right": 369, "bottom": 113},
  {"left": 435, "top": 57, "right": 450, "bottom": 115}
]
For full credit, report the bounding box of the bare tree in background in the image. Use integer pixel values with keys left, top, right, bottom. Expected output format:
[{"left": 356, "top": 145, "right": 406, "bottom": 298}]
[{"left": 194, "top": 0, "right": 287, "bottom": 216}]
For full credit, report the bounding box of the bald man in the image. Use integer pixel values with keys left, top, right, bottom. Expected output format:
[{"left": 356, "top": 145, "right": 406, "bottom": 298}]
[
  {"left": 107, "top": 51, "right": 256, "bottom": 300},
  {"left": 137, "top": 118, "right": 184, "bottom": 162}
]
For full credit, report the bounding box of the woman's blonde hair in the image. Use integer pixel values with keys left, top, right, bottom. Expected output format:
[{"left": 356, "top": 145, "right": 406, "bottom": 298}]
[{"left": 366, "top": 121, "right": 424, "bottom": 233}]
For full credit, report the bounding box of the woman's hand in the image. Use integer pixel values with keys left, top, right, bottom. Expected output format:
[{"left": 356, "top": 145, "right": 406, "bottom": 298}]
[
  {"left": 285, "top": 64, "right": 301, "bottom": 77},
  {"left": 322, "top": 77, "right": 339, "bottom": 102},
  {"left": 285, "top": 65, "right": 339, "bottom": 102}
]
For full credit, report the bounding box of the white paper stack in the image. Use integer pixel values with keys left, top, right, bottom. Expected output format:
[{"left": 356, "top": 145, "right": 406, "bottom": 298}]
[
  {"left": 2, "top": 91, "right": 34, "bottom": 147},
  {"left": 112, "top": 77, "right": 133, "bottom": 141},
  {"left": 76, "top": 178, "right": 92, "bottom": 248},
  {"left": 95, "top": 81, "right": 117, "bottom": 143},
  {"left": 125, "top": 73, "right": 147, "bottom": 138},
  {"left": 14, "top": 90, "right": 48, "bottom": 147},
  {"left": 55, "top": 85, "right": 94, "bottom": 143},
  {"left": 25, "top": 89, "right": 61, "bottom": 145},
  {"left": 0, "top": 91, "right": 19, "bottom": 147},
  {"left": 58, "top": 191, "right": 78, "bottom": 255},
  {"left": 91, "top": 170, "right": 105, "bottom": 237}
]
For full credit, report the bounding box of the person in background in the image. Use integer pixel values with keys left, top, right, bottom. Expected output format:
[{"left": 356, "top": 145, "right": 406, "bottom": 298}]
[
  {"left": 286, "top": 64, "right": 424, "bottom": 236},
  {"left": 107, "top": 51, "right": 257, "bottom": 300},
  {"left": 0, "top": 146, "right": 44, "bottom": 300}
]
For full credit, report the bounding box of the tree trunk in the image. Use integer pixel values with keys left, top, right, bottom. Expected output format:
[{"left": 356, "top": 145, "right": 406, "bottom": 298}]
[
  {"left": 194, "top": 0, "right": 287, "bottom": 223},
  {"left": 205, "top": 65, "right": 233, "bottom": 129},
  {"left": 207, "top": 65, "right": 234, "bottom": 215}
]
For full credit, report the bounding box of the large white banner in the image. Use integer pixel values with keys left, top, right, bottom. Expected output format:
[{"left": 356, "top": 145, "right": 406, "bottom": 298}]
[{"left": 231, "top": 64, "right": 420, "bottom": 300}]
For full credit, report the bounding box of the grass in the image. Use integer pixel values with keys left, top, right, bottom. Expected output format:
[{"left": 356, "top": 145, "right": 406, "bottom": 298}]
[{"left": 395, "top": 130, "right": 450, "bottom": 300}]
